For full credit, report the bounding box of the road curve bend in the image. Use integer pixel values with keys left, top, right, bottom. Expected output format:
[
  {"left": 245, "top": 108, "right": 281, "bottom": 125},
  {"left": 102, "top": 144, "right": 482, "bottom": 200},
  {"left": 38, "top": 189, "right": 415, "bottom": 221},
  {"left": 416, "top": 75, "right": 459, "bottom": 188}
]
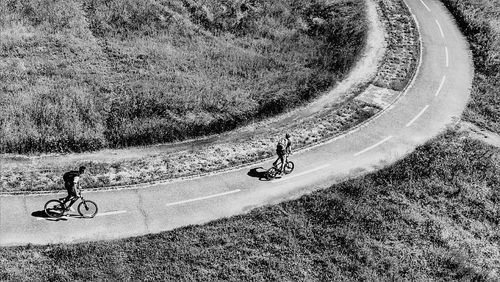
[{"left": 0, "top": 0, "right": 473, "bottom": 246}]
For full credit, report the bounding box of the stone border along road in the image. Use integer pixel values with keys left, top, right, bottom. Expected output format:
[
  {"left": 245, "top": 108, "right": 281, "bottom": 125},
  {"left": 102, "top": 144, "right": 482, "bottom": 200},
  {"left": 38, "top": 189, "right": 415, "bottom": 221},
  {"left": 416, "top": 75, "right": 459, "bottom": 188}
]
[
  {"left": 0, "top": 0, "right": 473, "bottom": 245},
  {"left": 0, "top": 0, "right": 420, "bottom": 194}
]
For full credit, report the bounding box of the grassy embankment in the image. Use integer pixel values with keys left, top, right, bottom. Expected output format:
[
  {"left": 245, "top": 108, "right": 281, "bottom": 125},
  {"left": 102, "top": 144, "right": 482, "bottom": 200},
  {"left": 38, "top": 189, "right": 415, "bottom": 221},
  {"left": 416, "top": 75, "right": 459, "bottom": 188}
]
[
  {"left": 438, "top": 0, "right": 500, "bottom": 133},
  {"left": 0, "top": 0, "right": 366, "bottom": 153},
  {"left": 1, "top": 129, "right": 499, "bottom": 281}
]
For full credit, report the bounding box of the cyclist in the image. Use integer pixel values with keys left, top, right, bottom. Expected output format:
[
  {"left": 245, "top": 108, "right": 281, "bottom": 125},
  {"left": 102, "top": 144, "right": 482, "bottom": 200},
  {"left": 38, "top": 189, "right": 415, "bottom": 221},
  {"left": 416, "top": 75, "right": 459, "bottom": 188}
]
[
  {"left": 62, "top": 166, "right": 86, "bottom": 210},
  {"left": 273, "top": 133, "right": 292, "bottom": 175}
]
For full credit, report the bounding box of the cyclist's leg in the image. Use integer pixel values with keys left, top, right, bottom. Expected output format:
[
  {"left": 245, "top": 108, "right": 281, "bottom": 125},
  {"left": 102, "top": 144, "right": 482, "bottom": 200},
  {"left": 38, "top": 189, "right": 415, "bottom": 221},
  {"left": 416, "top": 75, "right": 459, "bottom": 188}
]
[
  {"left": 272, "top": 157, "right": 279, "bottom": 168},
  {"left": 278, "top": 153, "right": 285, "bottom": 174},
  {"left": 65, "top": 184, "right": 78, "bottom": 210},
  {"left": 63, "top": 182, "right": 73, "bottom": 204},
  {"left": 273, "top": 149, "right": 281, "bottom": 168}
]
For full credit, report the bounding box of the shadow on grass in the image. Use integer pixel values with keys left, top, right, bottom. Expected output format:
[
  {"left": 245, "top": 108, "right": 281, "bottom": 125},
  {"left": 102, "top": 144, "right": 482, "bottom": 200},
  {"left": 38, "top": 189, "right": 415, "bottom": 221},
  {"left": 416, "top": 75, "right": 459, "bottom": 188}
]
[{"left": 247, "top": 167, "right": 270, "bottom": 181}]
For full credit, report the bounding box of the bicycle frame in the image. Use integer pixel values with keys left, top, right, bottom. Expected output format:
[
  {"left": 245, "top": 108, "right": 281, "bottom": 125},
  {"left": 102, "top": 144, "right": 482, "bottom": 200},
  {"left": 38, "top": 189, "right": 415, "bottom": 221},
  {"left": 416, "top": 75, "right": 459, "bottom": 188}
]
[
  {"left": 61, "top": 195, "right": 80, "bottom": 209},
  {"left": 274, "top": 153, "right": 290, "bottom": 171}
]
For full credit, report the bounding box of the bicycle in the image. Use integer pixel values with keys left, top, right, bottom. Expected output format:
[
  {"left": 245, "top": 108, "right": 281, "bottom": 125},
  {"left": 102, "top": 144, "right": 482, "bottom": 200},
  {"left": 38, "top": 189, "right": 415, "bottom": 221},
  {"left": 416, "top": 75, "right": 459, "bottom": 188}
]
[
  {"left": 266, "top": 154, "right": 295, "bottom": 180},
  {"left": 44, "top": 192, "right": 98, "bottom": 218}
]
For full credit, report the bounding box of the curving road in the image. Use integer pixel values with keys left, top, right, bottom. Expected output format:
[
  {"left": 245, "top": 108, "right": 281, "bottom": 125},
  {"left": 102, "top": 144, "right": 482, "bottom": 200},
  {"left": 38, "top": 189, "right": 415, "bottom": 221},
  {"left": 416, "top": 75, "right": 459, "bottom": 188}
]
[{"left": 0, "top": 0, "right": 473, "bottom": 246}]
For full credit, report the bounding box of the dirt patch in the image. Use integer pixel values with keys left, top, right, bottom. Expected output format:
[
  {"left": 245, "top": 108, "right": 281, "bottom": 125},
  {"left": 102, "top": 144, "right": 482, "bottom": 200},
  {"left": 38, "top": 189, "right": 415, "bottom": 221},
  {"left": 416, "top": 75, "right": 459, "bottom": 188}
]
[
  {"left": 459, "top": 122, "right": 500, "bottom": 149},
  {"left": 355, "top": 85, "right": 400, "bottom": 109}
]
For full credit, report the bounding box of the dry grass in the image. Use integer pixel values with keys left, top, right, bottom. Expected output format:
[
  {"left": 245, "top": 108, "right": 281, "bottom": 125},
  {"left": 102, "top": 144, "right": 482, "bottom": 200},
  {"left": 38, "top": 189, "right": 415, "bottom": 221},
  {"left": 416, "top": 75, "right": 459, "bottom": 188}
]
[
  {"left": 0, "top": 0, "right": 367, "bottom": 153},
  {"left": 372, "top": 0, "right": 420, "bottom": 91}
]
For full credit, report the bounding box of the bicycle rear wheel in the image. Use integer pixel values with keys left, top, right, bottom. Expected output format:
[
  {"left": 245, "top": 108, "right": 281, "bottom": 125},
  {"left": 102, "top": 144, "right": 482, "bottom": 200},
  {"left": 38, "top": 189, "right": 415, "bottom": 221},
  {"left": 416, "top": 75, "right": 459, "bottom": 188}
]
[
  {"left": 44, "top": 199, "right": 65, "bottom": 218},
  {"left": 266, "top": 167, "right": 278, "bottom": 180},
  {"left": 284, "top": 161, "right": 295, "bottom": 174},
  {"left": 78, "top": 200, "right": 98, "bottom": 218}
]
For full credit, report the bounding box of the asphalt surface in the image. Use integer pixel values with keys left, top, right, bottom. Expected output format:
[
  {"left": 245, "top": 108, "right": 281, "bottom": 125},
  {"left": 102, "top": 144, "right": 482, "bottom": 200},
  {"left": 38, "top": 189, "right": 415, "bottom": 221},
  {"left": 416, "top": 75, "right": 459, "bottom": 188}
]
[{"left": 0, "top": 0, "right": 473, "bottom": 246}]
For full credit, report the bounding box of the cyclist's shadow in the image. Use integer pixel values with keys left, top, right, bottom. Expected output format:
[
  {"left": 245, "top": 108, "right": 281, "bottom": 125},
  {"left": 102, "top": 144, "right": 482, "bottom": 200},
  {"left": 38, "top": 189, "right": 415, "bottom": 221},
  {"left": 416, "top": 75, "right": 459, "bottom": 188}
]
[{"left": 247, "top": 167, "right": 269, "bottom": 181}]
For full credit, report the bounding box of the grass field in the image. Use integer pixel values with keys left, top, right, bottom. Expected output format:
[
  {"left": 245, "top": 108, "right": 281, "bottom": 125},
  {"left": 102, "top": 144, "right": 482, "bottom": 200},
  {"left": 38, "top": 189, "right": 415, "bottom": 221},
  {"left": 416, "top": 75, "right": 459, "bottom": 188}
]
[
  {"left": 0, "top": 0, "right": 367, "bottom": 153},
  {"left": 1, "top": 129, "right": 498, "bottom": 281},
  {"left": 438, "top": 0, "right": 500, "bottom": 134}
]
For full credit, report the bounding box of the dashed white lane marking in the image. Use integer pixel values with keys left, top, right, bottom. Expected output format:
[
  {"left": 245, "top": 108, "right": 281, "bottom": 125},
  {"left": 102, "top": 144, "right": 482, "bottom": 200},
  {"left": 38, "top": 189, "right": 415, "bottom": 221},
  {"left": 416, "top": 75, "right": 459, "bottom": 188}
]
[
  {"left": 445, "top": 46, "right": 449, "bottom": 67},
  {"left": 165, "top": 189, "right": 241, "bottom": 207},
  {"left": 418, "top": 0, "right": 431, "bottom": 11},
  {"left": 435, "top": 19, "right": 444, "bottom": 38},
  {"left": 274, "top": 164, "right": 331, "bottom": 183},
  {"left": 435, "top": 76, "right": 446, "bottom": 96},
  {"left": 96, "top": 210, "right": 128, "bottom": 217},
  {"left": 406, "top": 105, "right": 430, "bottom": 127},
  {"left": 354, "top": 136, "right": 394, "bottom": 157}
]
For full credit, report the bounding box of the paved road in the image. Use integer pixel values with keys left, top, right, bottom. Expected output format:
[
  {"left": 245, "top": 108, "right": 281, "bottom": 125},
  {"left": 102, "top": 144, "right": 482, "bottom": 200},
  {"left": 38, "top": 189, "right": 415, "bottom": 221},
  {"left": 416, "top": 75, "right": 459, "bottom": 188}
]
[{"left": 0, "top": 0, "right": 473, "bottom": 246}]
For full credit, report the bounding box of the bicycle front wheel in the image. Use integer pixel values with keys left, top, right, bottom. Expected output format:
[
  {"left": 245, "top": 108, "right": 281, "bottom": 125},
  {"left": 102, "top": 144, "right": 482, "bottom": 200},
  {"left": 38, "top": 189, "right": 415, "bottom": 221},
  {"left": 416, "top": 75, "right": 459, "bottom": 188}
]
[
  {"left": 284, "top": 161, "right": 295, "bottom": 174},
  {"left": 44, "top": 199, "right": 65, "bottom": 218},
  {"left": 78, "top": 200, "right": 98, "bottom": 218}
]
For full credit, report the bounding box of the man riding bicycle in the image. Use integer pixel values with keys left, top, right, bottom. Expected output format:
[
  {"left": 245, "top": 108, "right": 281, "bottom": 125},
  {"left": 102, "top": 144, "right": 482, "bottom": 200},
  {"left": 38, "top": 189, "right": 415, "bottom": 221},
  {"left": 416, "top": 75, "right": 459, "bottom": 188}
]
[
  {"left": 273, "top": 133, "right": 292, "bottom": 175},
  {"left": 62, "top": 166, "right": 86, "bottom": 210}
]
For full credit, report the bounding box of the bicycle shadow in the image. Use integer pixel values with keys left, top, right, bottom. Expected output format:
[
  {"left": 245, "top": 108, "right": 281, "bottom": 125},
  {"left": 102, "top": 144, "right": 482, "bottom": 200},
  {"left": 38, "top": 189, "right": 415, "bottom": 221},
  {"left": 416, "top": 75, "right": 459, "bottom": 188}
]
[
  {"left": 31, "top": 210, "right": 82, "bottom": 221},
  {"left": 247, "top": 167, "right": 269, "bottom": 181},
  {"left": 31, "top": 210, "right": 50, "bottom": 218}
]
